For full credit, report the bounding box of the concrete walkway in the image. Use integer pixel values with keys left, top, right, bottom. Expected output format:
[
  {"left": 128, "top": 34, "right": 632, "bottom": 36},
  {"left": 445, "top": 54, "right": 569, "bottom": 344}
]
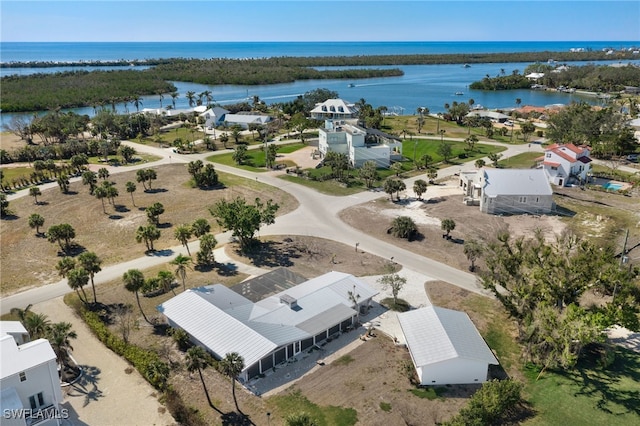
[{"left": 34, "top": 298, "right": 175, "bottom": 426}]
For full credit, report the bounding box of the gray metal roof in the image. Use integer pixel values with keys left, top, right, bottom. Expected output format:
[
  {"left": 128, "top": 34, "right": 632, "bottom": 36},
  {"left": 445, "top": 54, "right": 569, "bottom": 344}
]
[
  {"left": 158, "top": 272, "right": 378, "bottom": 369},
  {"left": 398, "top": 306, "right": 498, "bottom": 367},
  {"left": 482, "top": 168, "right": 552, "bottom": 197},
  {"left": 158, "top": 291, "right": 277, "bottom": 368}
]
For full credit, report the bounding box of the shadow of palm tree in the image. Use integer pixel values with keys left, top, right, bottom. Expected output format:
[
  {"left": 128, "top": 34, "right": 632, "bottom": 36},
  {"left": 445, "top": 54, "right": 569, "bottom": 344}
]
[
  {"left": 66, "top": 365, "right": 103, "bottom": 408},
  {"left": 221, "top": 411, "right": 255, "bottom": 426}
]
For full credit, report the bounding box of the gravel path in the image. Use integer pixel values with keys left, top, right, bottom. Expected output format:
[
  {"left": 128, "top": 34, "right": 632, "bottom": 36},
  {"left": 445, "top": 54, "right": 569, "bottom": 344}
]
[{"left": 34, "top": 298, "right": 176, "bottom": 426}]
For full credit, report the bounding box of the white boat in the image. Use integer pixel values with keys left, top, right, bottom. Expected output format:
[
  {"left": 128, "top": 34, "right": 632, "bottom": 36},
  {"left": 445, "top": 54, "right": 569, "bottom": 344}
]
[
  {"left": 463, "top": 64, "right": 471, "bottom": 68},
  {"left": 455, "top": 91, "right": 464, "bottom": 96},
  {"left": 348, "top": 83, "right": 355, "bottom": 88}
]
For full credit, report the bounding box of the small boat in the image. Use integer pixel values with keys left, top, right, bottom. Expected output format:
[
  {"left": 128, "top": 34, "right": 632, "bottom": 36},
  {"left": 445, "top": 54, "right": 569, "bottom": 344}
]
[
  {"left": 348, "top": 83, "right": 355, "bottom": 88},
  {"left": 455, "top": 91, "right": 464, "bottom": 96},
  {"left": 463, "top": 64, "right": 471, "bottom": 68}
]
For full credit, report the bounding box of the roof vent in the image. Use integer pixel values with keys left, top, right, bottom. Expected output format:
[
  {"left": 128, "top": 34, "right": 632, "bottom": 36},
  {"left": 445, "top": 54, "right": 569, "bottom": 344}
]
[{"left": 280, "top": 294, "right": 299, "bottom": 310}]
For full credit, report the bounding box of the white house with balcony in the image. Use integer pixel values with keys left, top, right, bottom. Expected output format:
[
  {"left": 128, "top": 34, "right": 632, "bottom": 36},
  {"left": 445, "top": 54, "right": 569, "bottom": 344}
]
[
  {"left": 310, "top": 99, "right": 358, "bottom": 120},
  {"left": 540, "top": 143, "right": 592, "bottom": 186},
  {"left": 318, "top": 120, "right": 402, "bottom": 168},
  {"left": 0, "top": 333, "right": 65, "bottom": 426}
]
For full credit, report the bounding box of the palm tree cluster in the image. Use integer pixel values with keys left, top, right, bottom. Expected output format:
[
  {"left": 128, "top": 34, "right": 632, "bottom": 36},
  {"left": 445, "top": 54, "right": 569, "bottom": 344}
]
[{"left": 9, "top": 305, "right": 78, "bottom": 370}]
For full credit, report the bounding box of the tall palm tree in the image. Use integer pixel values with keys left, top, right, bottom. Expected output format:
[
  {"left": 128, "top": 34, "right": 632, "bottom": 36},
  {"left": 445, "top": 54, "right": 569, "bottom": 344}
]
[
  {"left": 125, "top": 181, "right": 137, "bottom": 206},
  {"left": 171, "top": 254, "right": 192, "bottom": 291},
  {"left": 133, "top": 95, "right": 143, "bottom": 112},
  {"left": 78, "top": 252, "right": 102, "bottom": 304},
  {"left": 67, "top": 267, "right": 90, "bottom": 305},
  {"left": 123, "top": 269, "right": 151, "bottom": 324},
  {"left": 174, "top": 225, "right": 193, "bottom": 256},
  {"left": 48, "top": 322, "right": 77, "bottom": 367},
  {"left": 170, "top": 92, "right": 179, "bottom": 109},
  {"left": 185, "top": 346, "right": 221, "bottom": 412},
  {"left": 191, "top": 218, "right": 211, "bottom": 238},
  {"left": 219, "top": 352, "right": 245, "bottom": 413},
  {"left": 186, "top": 91, "right": 196, "bottom": 108},
  {"left": 56, "top": 257, "right": 76, "bottom": 278},
  {"left": 25, "top": 313, "right": 51, "bottom": 340}
]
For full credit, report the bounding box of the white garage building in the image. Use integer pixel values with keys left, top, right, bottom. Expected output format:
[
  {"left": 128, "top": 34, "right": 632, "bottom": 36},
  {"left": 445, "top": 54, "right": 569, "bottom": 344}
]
[{"left": 398, "top": 306, "right": 498, "bottom": 385}]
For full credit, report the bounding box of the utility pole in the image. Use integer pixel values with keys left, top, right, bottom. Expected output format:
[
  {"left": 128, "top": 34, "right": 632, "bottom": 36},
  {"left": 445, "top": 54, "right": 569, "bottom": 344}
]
[{"left": 620, "top": 229, "right": 629, "bottom": 267}]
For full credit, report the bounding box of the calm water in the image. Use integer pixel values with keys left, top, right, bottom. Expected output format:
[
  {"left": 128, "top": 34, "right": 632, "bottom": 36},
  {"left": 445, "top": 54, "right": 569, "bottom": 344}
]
[{"left": 2, "top": 41, "right": 639, "bottom": 129}]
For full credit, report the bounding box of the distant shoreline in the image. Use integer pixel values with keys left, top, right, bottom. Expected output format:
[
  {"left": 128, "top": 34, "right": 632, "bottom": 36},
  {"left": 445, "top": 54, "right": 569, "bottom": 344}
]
[{"left": 3, "top": 50, "right": 639, "bottom": 69}]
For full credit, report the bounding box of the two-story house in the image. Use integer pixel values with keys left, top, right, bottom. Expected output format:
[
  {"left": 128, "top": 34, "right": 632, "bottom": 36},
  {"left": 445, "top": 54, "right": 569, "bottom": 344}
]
[
  {"left": 318, "top": 120, "right": 402, "bottom": 168},
  {"left": 310, "top": 99, "right": 358, "bottom": 120},
  {"left": 0, "top": 333, "right": 65, "bottom": 426},
  {"left": 540, "top": 143, "right": 592, "bottom": 186}
]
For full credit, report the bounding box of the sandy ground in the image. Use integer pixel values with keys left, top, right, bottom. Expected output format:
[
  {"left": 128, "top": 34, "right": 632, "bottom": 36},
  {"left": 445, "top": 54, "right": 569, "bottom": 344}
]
[{"left": 33, "top": 298, "right": 176, "bottom": 426}]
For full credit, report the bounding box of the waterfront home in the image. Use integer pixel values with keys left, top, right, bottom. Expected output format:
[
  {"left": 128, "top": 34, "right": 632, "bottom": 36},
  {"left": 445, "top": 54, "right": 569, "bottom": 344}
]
[
  {"left": 540, "top": 143, "right": 592, "bottom": 186},
  {"left": 310, "top": 99, "right": 359, "bottom": 120}
]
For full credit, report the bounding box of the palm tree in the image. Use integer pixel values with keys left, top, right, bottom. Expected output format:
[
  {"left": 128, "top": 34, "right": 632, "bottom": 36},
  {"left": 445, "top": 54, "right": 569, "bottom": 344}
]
[
  {"left": 186, "top": 346, "right": 221, "bottom": 411},
  {"left": 94, "top": 185, "right": 108, "bottom": 213},
  {"left": 219, "top": 352, "right": 245, "bottom": 413},
  {"left": 157, "top": 270, "right": 175, "bottom": 295},
  {"left": 28, "top": 213, "right": 45, "bottom": 236},
  {"left": 82, "top": 170, "right": 98, "bottom": 194},
  {"left": 48, "top": 322, "right": 77, "bottom": 367},
  {"left": 515, "top": 98, "right": 522, "bottom": 108},
  {"left": 191, "top": 218, "right": 211, "bottom": 238},
  {"left": 67, "top": 267, "right": 90, "bottom": 305},
  {"left": 29, "top": 186, "right": 41, "bottom": 204},
  {"left": 123, "top": 269, "right": 151, "bottom": 324},
  {"left": 125, "top": 181, "right": 137, "bottom": 206},
  {"left": 10, "top": 304, "right": 33, "bottom": 324},
  {"left": 441, "top": 218, "right": 456, "bottom": 239},
  {"left": 133, "top": 95, "right": 142, "bottom": 112},
  {"left": 78, "top": 252, "right": 102, "bottom": 304},
  {"left": 170, "top": 92, "right": 179, "bottom": 109},
  {"left": 171, "top": 254, "right": 192, "bottom": 291},
  {"left": 56, "top": 257, "right": 76, "bottom": 278},
  {"left": 186, "top": 91, "right": 196, "bottom": 108},
  {"left": 413, "top": 179, "right": 428, "bottom": 200},
  {"left": 135, "top": 225, "right": 161, "bottom": 252},
  {"left": 25, "top": 313, "right": 51, "bottom": 340},
  {"left": 174, "top": 225, "right": 193, "bottom": 256}
]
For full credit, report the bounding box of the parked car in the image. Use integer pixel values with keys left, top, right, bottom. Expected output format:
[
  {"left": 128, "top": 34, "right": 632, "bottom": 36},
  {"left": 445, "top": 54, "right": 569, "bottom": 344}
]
[{"left": 627, "top": 154, "right": 638, "bottom": 162}]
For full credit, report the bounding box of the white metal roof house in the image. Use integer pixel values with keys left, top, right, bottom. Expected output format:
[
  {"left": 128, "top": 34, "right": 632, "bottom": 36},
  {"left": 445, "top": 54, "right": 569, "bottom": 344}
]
[
  {"left": 0, "top": 334, "right": 64, "bottom": 425},
  {"left": 199, "top": 106, "right": 230, "bottom": 129},
  {"left": 539, "top": 143, "right": 592, "bottom": 186},
  {"left": 460, "top": 168, "right": 554, "bottom": 215},
  {"left": 158, "top": 271, "right": 378, "bottom": 382},
  {"left": 318, "top": 119, "right": 402, "bottom": 168},
  {"left": 222, "top": 113, "right": 272, "bottom": 129},
  {"left": 398, "top": 306, "right": 498, "bottom": 385},
  {"left": 310, "top": 99, "right": 359, "bottom": 120}
]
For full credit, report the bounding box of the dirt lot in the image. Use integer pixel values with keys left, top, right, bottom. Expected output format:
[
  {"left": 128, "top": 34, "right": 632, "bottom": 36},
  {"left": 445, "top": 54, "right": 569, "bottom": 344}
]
[
  {"left": 0, "top": 164, "right": 297, "bottom": 294},
  {"left": 339, "top": 179, "right": 569, "bottom": 272}
]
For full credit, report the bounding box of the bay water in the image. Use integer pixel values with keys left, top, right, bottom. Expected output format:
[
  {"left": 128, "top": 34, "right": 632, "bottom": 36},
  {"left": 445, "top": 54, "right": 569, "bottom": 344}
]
[{"left": 2, "top": 41, "right": 639, "bottom": 130}]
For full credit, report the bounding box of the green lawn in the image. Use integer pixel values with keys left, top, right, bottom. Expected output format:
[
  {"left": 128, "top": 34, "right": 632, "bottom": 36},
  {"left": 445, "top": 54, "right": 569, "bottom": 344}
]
[
  {"left": 278, "top": 174, "right": 365, "bottom": 196},
  {"left": 267, "top": 390, "right": 358, "bottom": 426},
  {"left": 401, "top": 139, "right": 506, "bottom": 166},
  {"left": 497, "top": 151, "right": 542, "bottom": 169},
  {"left": 523, "top": 347, "right": 640, "bottom": 425},
  {"left": 207, "top": 143, "right": 306, "bottom": 172}
]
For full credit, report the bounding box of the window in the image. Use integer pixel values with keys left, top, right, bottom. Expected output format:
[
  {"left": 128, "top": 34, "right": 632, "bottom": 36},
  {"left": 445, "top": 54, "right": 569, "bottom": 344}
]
[
  {"left": 519, "top": 197, "right": 527, "bottom": 203},
  {"left": 29, "top": 392, "right": 45, "bottom": 410},
  {"left": 546, "top": 153, "right": 551, "bottom": 158},
  {"left": 19, "top": 372, "right": 26, "bottom": 382}
]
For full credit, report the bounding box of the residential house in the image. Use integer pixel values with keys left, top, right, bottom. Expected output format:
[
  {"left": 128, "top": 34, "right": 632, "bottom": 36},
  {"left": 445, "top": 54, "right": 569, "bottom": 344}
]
[
  {"left": 398, "top": 306, "right": 499, "bottom": 385},
  {"left": 222, "top": 113, "right": 272, "bottom": 129},
  {"left": 318, "top": 120, "right": 402, "bottom": 168},
  {"left": 199, "top": 106, "right": 230, "bottom": 129},
  {"left": 460, "top": 168, "right": 554, "bottom": 215},
  {"left": 465, "top": 110, "right": 510, "bottom": 123},
  {"left": 310, "top": 99, "right": 358, "bottom": 120},
  {"left": 0, "top": 334, "right": 65, "bottom": 425},
  {"left": 158, "top": 271, "right": 378, "bottom": 383},
  {"left": 540, "top": 143, "right": 592, "bottom": 186},
  {"left": 0, "top": 321, "right": 30, "bottom": 345}
]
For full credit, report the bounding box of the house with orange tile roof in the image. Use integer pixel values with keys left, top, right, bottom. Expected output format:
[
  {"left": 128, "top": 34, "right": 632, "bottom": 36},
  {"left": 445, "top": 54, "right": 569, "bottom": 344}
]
[{"left": 540, "top": 143, "right": 592, "bottom": 186}]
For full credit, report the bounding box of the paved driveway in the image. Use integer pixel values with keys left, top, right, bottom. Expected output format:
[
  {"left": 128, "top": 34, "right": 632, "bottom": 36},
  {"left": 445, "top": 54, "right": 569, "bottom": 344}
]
[{"left": 34, "top": 298, "right": 175, "bottom": 426}]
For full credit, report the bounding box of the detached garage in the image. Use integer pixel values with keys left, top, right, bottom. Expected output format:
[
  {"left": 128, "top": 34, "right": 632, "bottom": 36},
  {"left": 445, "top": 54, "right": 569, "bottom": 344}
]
[{"left": 398, "top": 306, "right": 498, "bottom": 385}]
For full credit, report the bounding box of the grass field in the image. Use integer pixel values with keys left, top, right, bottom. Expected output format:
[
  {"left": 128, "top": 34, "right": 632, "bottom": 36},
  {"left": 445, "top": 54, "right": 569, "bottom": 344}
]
[
  {"left": 401, "top": 139, "right": 506, "bottom": 166},
  {"left": 497, "top": 151, "right": 542, "bottom": 169},
  {"left": 268, "top": 390, "right": 358, "bottom": 426},
  {"left": 207, "top": 143, "right": 305, "bottom": 172}
]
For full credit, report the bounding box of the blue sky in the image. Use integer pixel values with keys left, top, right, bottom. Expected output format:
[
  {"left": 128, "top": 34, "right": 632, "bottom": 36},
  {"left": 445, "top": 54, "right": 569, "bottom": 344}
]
[{"left": 1, "top": 1, "right": 639, "bottom": 42}]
